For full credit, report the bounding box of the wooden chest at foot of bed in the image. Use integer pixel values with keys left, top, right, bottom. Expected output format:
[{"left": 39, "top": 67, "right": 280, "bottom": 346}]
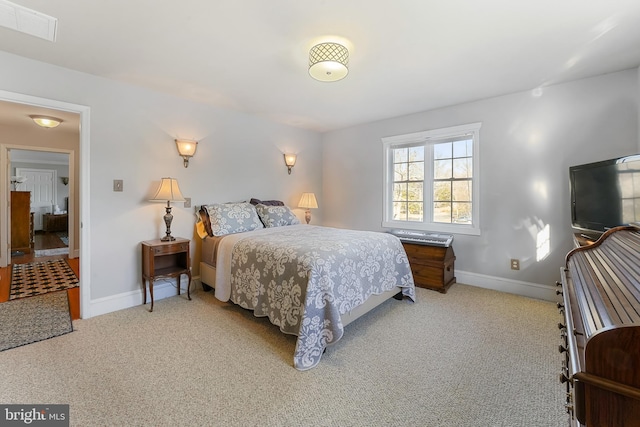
[{"left": 401, "top": 242, "right": 456, "bottom": 293}]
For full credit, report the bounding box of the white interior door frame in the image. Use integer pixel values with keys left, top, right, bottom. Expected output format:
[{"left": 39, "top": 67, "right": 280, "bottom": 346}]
[{"left": 0, "top": 90, "right": 91, "bottom": 319}]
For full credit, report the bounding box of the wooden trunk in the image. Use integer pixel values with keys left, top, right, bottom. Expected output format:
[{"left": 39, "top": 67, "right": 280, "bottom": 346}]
[
  {"left": 402, "top": 242, "right": 455, "bottom": 293},
  {"left": 43, "top": 213, "right": 68, "bottom": 232},
  {"left": 559, "top": 226, "right": 640, "bottom": 426}
]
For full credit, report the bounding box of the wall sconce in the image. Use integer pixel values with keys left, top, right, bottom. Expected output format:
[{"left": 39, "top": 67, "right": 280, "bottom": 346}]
[
  {"left": 298, "top": 192, "right": 318, "bottom": 224},
  {"left": 29, "top": 115, "right": 63, "bottom": 128},
  {"left": 175, "top": 139, "right": 198, "bottom": 168},
  {"left": 61, "top": 177, "right": 69, "bottom": 186},
  {"left": 149, "top": 177, "right": 186, "bottom": 241},
  {"left": 284, "top": 154, "right": 297, "bottom": 175}
]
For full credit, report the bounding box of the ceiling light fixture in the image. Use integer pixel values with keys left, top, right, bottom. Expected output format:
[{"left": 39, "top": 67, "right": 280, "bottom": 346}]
[
  {"left": 30, "top": 115, "right": 63, "bottom": 128},
  {"left": 309, "top": 42, "right": 349, "bottom": 82}
]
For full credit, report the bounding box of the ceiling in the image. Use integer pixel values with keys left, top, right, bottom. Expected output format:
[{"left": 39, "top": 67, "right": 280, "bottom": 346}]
[{"left": 1, "top": 1, "right": 640, "bottom": 133}]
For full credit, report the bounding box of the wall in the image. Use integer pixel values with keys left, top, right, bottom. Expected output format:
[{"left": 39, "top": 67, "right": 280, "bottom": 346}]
[
  {"left": 0, "top": 50, "right": 322, "bottom": 316},
  {"left": 322, "top": 69, "right": 639, "bottom": 299}
]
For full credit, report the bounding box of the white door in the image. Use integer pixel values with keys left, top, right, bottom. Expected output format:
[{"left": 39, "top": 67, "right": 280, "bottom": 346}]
[{"left": 15, "top": 168, "right": 56, "bottom": 231}]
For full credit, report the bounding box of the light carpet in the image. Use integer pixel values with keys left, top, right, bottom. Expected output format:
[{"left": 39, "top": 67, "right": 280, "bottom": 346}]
[
  {"left": 0, "top": 291, "right": 73, "bottom": 352},
  {"left": 10, "top": 259, "right": 79, "bottom": 300},
  {"left": 0, "top": 285, "right": 567, "bottom": 426}
]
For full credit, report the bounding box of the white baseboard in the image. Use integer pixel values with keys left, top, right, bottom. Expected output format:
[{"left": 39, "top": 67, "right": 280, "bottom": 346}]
[
  {"left": 86, "top": 271, "right": 555, "bottom": 318},
  {"left": 88, "top": 276, "right": 201, "bottom": 318},
  {"left": 455, "top": 270, "right": 558, "bottom": 302}
]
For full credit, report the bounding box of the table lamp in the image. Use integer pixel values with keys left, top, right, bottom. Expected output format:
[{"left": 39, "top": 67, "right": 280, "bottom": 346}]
[
  {"left": 150, "top": 177, "right": 185, "bottom": 241},
  {"left": 298, "top": 192, "right": 318, "bottom": 224}
]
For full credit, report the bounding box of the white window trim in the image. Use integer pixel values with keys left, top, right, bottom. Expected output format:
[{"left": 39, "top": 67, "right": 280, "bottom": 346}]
[{"left": 381, "top": 122, "right": 481, "bottom": 236}]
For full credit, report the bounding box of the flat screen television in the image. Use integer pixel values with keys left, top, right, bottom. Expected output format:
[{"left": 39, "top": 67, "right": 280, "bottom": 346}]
[{"left": 570, "top": 154, "right": 640, "bottom": 235}]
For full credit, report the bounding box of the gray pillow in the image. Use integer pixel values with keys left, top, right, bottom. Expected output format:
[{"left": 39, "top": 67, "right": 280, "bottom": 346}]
[
  {"left": 206, "top": 202, "right": 264, "bottom": 236},
  {"left": 255, "top": 204, "right": 300, "bottom": 228},
  {"left": 250, "top": 198, "right": 284, "bottom": 206}
]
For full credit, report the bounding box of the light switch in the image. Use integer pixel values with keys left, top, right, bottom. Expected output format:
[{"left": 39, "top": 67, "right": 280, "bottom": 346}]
[
  {"left": 113, "top": 179, "right": 123, "bottom": 192},
  {"left": 184, "top": 197, "right": 191, "bottom": 208}
]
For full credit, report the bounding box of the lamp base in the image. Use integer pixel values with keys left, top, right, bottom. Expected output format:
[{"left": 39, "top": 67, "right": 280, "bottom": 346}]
[
  {"left": 305, "top": 209, "right": 311, "bottom": 224},
  {"left": 162, "top": 202, "right": 175, "bottom": 241}
]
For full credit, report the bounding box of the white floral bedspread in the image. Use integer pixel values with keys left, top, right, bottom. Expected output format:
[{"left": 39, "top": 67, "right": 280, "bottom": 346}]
[{"left": 214, "top": 224, "right": 415, "bottom": 370}]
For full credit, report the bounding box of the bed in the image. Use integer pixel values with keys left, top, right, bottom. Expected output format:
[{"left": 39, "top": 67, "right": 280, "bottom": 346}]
[{"left": 198, "top": 200, "right": 415, "bottom": 370}]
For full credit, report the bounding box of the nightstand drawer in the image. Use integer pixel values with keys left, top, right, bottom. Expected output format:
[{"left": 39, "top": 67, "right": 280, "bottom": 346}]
[{"left": 152, "top": 242, "right": 188, "bottom": 255}]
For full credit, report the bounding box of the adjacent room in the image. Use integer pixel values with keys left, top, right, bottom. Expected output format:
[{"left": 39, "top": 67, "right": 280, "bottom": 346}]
[{"left": 0, "top": 1, "right": 639, "bottom": 426}]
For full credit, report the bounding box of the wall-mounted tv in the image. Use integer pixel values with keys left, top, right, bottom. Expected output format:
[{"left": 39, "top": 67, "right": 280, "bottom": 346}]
[{"left": 570, "top": 154, "right": 640, "bottom": 234}]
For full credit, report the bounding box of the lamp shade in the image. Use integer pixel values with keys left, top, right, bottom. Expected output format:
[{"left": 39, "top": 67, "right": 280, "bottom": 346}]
[
  {"left": 298, "top": 193, "right": 318, "bottom": 209},
  {"left": 175, "top": 139, "right": 197, "bottom": 157},
  {"left": 284, "top": 153, "right": 297, "bottom": 167},
  {"left": 309, "top": 42, "right": 349, "bottom": 82},
  {"left": 150, "top": 178, "right": 185, "bottom": 202}
]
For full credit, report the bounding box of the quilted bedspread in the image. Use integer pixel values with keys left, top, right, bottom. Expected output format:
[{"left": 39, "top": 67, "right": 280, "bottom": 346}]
[{"left": 214, "top": 224, "right": 415, "bottom": 370}]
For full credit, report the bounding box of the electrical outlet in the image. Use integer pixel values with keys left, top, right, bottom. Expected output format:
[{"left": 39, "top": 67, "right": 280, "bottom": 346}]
[
  {"left": 184, "top": 197, "right": 191, "bottom": 208},
  {"left": 511, "top": 259, "right": 520, "bottom": 270},
  {"left": 113, "top": 179, "right": 123, "bottom": 192}
]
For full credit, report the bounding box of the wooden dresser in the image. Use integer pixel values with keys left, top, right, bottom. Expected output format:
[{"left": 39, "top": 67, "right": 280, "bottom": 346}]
[
  {"left": 402, "top": 242, "right": 455, "bottom": 293},
  {"left": 10, "top": 191, "right": 34, "bottom": 254},
  {"left": 559, "top": 226, "right": 640, "bottom": 426}
]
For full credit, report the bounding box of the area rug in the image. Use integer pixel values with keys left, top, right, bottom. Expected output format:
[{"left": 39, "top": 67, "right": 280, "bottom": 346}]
[
  {"left": 10, "top": 259, "right": 79, "bottom": 300},
  {"left": 0, "top": 291, "right": 73, "bottom": 352},
  {"left": 56, "top": 232, "right": 69, "bottom": 246},
  {"left": 35, "top": 247, "right": 69, "bottom": 257}
]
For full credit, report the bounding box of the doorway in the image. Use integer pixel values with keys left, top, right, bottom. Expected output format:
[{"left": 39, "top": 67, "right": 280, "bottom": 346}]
[{"left": 0, "top": 90, "right": 91, "bottom": 319}]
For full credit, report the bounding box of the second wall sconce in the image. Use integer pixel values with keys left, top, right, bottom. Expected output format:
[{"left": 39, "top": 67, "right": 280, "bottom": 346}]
[
  {"left": 175, "top": 139, "right": 198, "bottom": 168},
  {"left": 61, "top": 177, "right": 69, "bottom": 186},
  {"left": 284, "top": 154, "right": 297, "bottom": 175}
]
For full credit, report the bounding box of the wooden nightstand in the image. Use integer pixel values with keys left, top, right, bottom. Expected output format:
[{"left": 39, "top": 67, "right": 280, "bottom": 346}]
[{"left": 141, "top": 238, "right": 192, "bottom": 312}]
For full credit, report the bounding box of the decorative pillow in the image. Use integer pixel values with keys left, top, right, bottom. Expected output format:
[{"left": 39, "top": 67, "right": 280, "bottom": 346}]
[
  {"left": 255, "top": 203, "right": 300, "bottom": 228},
  {"left": 206, "top": 202, "right": 264, "bottom": 236},
  {"left": 250, "top": 198, "right": 284, "bottom": 206},
  {"left": 198, "top": 206, "right": 213, "bottom": 236},
  {"left": 195, "top": 219, "right": 209, "bottom": 239}
]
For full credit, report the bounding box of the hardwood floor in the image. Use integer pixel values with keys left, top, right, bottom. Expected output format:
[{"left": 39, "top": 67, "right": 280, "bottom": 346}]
[{"left": 0, "top": 231, "right": 80, "bottom": 320}]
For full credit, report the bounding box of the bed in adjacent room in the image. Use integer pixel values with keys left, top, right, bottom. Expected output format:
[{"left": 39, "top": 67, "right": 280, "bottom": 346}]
[{"left": 197, "top": 199, "right": 415, "bottom": 370}]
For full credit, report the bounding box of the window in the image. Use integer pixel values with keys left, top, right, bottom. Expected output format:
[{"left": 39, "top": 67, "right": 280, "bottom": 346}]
[{"left": 382, "top": 122, "right": 481, "bottom": 236}]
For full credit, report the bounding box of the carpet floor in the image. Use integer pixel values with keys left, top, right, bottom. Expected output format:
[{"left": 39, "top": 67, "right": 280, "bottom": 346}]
[
  {"left": 0, "top": 291, "right": 73, "bottom": 352},
  {"left": 10, "top": 259, "right": 79, "bottom": 300},
  {"left": 0, "top": 285, "right": 567, "bottom": 426}
]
